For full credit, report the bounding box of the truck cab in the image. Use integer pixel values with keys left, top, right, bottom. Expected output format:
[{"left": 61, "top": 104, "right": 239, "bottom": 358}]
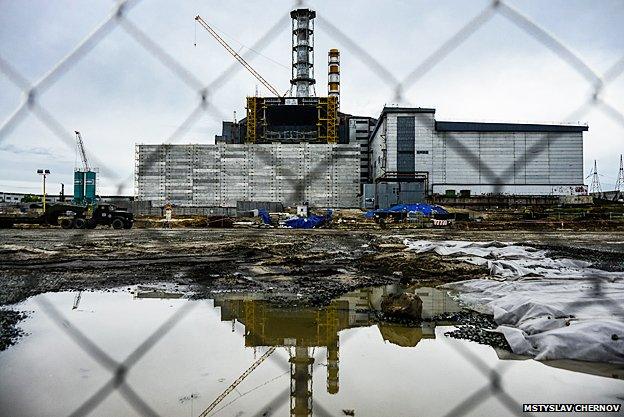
[
  {"left": 58, "top": 203, "right": 134, "bottom": 229},
  {"left": 91, "top": 204, "right": 134, "bottom": 229}
]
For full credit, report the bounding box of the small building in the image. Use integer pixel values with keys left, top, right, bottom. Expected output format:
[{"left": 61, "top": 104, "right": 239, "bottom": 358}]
[
  {"left": 0, "top": 192, "right": 26, "bottom": 203},
  {"left": 0, "top": 192, "right": 71, "bottom": 204},
  {"left": 367, "top": 107, "right": 588, "bottom": 207},
  {"left": 215, "top": 120, "right": 244, "bottom": 144},
  {"left": 0, "top": 192, "right": 134, "bottom": 206}
]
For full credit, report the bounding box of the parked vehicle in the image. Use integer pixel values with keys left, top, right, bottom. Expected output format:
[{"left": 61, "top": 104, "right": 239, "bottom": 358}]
[
  {"left": 0, "top": 203, "right": 133, "bottom": 229},
  {"left": 59, "top": 204, "right": 133, "bottom": 229}
]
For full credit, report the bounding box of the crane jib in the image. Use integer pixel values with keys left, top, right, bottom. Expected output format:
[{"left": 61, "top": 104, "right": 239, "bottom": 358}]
[{"left": 195, "top": 15, "right": 282, "bottom": 97}]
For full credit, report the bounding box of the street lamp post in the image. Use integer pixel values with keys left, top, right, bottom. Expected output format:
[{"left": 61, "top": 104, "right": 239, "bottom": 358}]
[{"left": 37, "top": 169, "right": 50, "bottom": 212}]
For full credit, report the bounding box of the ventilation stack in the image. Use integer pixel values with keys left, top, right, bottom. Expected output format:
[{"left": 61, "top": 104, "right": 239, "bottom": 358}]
[
  {"left": 290, "top": 8, "right": 316, "bottom": 97},
  {"left": 328, "top": 49, "right": 340, "bottom": 109}
]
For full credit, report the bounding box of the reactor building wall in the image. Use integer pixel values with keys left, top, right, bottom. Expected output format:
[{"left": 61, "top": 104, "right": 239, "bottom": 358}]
[
  {"left": 368, "top": 107, "right": 587, "bottom": 205},
  {"left": 135, "top": 143, "right": 360, "bottom": 208}
]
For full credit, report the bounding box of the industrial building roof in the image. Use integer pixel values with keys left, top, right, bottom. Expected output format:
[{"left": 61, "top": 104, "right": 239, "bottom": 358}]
[
  {"left": 368, "top": 106, "right": 588, "bottom": 145},
  {"left": 380, "top": 106, "right": 436, "bottom": 114},
  {"left": 435, "top": 121, "right": 588, "bottom": 133},
  {"left": 368, "top": 106, "right": 437, "bottom": 142}
]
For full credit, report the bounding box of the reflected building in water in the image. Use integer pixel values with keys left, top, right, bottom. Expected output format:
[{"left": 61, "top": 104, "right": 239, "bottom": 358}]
[{"left": 211, "top": 285, "right": 461, "bottom": 417}]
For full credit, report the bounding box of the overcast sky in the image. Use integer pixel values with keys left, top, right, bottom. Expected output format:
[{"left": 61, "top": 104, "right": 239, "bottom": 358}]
[{"left": 1, "top": 0, "right": 623, "bottom": 195}]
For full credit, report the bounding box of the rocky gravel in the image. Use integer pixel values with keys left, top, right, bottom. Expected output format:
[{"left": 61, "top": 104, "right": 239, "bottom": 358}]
[{"left": 0, "top": 310, "right": 27, "bottom": 351}]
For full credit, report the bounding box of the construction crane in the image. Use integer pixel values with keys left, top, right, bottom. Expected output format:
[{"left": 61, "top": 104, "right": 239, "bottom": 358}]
[
  {"left": 75, "top": 131, "right": 90, "bottom": 172},
  {"left": 198, "top": 346, "right": 277, "bottom": 417},
  {"left": 72, "top": 291, "right": 82, "bottom": 310},
  {"left": 195, "top": 15, "right": 282, "bottom": 97},
  {"left": 73, "top": 131, "right": 97, "bottom": 205}
]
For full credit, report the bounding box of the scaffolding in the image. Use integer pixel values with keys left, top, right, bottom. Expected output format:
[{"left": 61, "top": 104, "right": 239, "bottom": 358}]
[
  {"left": 317, "top": 96, "right": 338, "bottom": 144},
  {"left": 245, "top": 96, "right": 338, "bottom": 144},
  {"left": 246, "top": 97, "right": 258, "bottom": 143}
]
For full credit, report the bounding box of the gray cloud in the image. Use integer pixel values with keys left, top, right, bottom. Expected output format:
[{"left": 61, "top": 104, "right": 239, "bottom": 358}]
[
  {"left": 0, "top": 0, "right": 623, "bottom": 195},
  {"left": 0, "top": 143, "right": 56, "bottom": 157}
]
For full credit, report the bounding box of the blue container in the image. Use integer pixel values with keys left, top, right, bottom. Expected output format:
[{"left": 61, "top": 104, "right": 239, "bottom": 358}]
[
  {"left": 84, "top": 171, "right": 96, "bottom": 203},
  {"left": 73, "top": 171, "right": 85, "bottom": 203}
]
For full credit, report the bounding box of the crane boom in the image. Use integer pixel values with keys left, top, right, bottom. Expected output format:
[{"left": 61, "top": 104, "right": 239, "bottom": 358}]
[
  {"left": 195, "top": 15, "right": 282, "bottom": 97},
  {"left": 72, "top": 291, "right": 82, "bottom": 310},
  {"left": 198, "top": 346, "right": 277, "bottom": 417},
  {"left": 74, "top": 131, "right": 90, "bottom": 171}
]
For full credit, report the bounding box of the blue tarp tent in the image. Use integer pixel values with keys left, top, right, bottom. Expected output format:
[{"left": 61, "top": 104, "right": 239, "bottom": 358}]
[
  {"left": 258, "top": 208, "right": 272, "bottom": 225},
  {"left": 364, "top": 203, "right": 448, "bottom": 219},
  {"left": 285, "top": 210, "right": 333, "bottom": 229}
]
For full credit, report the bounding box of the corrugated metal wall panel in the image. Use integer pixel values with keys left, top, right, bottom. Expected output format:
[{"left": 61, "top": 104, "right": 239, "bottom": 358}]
[
  {"left": 386, "top": 115, "right": 397, "bottom": 173},
  {"left": 136, "top": 144, "right": 360, "bottom": 208},
  {"left": 478, "top": 133, "right": 515, "bottom": 183},
  {"left": 444, "top": 132, "right": 481, "bottom": 184},
  {"left": 436, "top": 131, "right": 583, "bottom": 194},
  {"left": 368, "top": 110, "right": 585, "bottom": 197}
]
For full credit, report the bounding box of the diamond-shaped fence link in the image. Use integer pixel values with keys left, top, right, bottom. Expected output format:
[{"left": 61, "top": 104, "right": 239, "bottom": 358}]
[{"left": 1, "top": 0, "right": 623, "bottom": 416}]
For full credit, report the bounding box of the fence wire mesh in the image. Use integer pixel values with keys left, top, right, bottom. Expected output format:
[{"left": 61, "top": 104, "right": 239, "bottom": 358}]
[{"left": 1, "top": 0, "right": 623, "bottom": 416}]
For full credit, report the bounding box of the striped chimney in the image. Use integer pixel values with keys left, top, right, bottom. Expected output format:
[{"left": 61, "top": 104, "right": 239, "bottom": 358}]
[{"left": 328, "top": 49, "right": 340, "bottom": 109}]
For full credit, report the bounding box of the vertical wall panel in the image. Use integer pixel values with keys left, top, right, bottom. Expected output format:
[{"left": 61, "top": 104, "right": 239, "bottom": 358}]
[
  {"left": 136, "top": 144, "right": 360, "bottom": 208},
  {"left": 397, "top": 116, "right": 415, "bottom": 173}
]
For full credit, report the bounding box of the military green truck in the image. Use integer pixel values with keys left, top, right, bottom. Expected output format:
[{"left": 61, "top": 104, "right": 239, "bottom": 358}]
[{"left": 0, "top": 203, "right": 133, "bottom": 229}]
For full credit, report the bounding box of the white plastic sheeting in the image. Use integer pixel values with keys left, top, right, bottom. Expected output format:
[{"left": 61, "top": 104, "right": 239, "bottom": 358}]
[
  {"left": 404, "top": 240, "right": 624, "bottom": 363},
  {"left": 404, "top": 240, "right": 620, "bottom": 280}
]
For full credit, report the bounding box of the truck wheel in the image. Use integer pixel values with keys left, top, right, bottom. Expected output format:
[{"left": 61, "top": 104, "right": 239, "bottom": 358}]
[
  {"left": 0, "top": 220, "right": 14, "bottom": 229},
  {"left": 112, "top": 218, "right": 124, "bottom": 230},
  {"left": 74, "top": 218, "right": 87, "bottom": 229},
  {"left": 123, "top": 221, "right": 133, "bottom": 229},
  {"left": 60, "top": 218, "right": 74, "bottom": 229}
]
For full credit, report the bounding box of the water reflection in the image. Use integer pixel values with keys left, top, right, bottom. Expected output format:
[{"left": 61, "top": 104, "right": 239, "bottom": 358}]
[
  {"left": 207, "top": 285, "right": 461, "bottom": 417},
  {"left": 131, "top": 286, "right": 185, "bottom": 299},
  {"left": 2, "top": 286, "right": 622, "bottom": 417}
]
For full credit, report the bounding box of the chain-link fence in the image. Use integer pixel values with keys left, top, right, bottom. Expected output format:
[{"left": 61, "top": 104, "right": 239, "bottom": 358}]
[{"left": 1, "top": 0, "right": 623, "bottom": 416}]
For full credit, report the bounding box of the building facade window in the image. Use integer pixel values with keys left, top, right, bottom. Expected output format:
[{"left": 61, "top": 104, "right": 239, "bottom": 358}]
[{"left": 397, "top": 116, "right": 415, "bottom": 173}]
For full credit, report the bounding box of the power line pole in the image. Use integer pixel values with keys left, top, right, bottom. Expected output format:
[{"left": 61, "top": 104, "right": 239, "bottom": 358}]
[
  {"left": 616, "top": 154, "right": 624, "bottom": 193},
  {"left": 589, "top": 160, "right": 602, "bottom": 194}
]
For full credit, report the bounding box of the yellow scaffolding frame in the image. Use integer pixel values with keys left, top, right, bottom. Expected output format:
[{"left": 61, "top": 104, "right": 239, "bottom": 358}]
[
  {"left": 246, "top": 97, "right": 257, "bottom": 143},
  {"left": 326, "top": 95, "right": 338, "bottom": 144},
  {"left": 317, "top": 96, "right": 338, "bottom": 144}
]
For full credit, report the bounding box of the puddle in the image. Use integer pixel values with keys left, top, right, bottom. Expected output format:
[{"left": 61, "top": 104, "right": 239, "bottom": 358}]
[{"left": 1, "top": 286, "right": 623, "bottom": 417}]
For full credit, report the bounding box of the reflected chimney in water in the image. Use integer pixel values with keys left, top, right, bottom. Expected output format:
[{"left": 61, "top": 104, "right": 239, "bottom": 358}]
[
  {"left": 327, "top": 335, "right": 339, "bottom": 394},
  {"left": 208, "top": 285, "right": 460, "bottom": 415},
  {"left": 290, "top": 346, "right": 314, "bottom": 417}
]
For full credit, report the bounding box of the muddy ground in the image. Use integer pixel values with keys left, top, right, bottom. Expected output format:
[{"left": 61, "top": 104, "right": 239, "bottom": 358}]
[
  {"left": 2, "top": 228, "right": 623, "bottom": 306},
  {"left": 1, "top": 228, "right": 623, "bottom": 350}
]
